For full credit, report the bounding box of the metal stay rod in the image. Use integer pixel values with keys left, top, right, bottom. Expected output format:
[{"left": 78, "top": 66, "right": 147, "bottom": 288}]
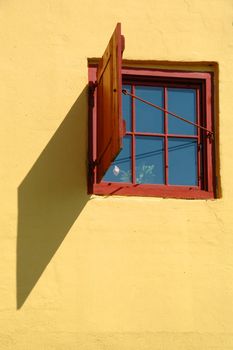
[{"left": 122, "top": 89, "right": 214, "bottom": 137}]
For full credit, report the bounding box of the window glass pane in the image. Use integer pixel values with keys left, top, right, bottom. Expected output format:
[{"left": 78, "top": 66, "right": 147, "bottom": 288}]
[
  {"left": 102, "top": 136, "right": 132, "bottom": 183},
  {"left": 122, "top": 85, "right": 131, "bottom": 131},
  {"left": 168, "top": 138, "right": 198, "bottom": 185},
  {"left": 135, "top": 86, "right": 164, "bottom": 133},
  {"left": 136, "top": 136, "right": 164, "bottom": 184},
  {"left": 168, "top": 88, "right": 197, "bottom": 135}
]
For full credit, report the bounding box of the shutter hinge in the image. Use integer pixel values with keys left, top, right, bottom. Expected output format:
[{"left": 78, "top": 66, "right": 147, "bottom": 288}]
[
  {"left": 89, "top": 81, "right": 98, "bottom": 92},
  {"left": 89, "top": 159, "right": 98, "bottom": 169},
  {"left": 88, "top": 81, "right": 98, "bottom": 108}
]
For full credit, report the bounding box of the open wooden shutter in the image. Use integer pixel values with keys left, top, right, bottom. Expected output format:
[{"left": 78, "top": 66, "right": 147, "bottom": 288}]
[{"left": 96, "top": 23, "right": 125, "bottom": 183}]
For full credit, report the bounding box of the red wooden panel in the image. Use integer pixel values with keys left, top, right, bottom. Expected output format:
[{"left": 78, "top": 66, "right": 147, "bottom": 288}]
[{"left": 96, "top": 23, "right": 125, "bottom": 183}]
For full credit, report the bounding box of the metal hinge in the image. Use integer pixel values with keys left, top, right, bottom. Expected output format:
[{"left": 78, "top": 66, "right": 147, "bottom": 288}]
[{"left": 88, "top": 81, "right": 98, "bottom": 107}]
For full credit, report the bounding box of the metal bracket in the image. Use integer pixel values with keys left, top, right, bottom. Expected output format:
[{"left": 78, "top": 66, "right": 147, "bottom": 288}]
[{"left": 207, "top": 132, "right": 214, "bottom": 142}]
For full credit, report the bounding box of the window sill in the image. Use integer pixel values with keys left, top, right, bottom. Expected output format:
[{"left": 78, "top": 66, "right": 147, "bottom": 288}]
[{"left": 92, "top": 182, "right": 214, "bottom": 199}]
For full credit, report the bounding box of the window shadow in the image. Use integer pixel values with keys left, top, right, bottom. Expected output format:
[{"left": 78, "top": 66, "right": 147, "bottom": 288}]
[{"left": 17, "top": 86, "right": 90, "bottom": 309}]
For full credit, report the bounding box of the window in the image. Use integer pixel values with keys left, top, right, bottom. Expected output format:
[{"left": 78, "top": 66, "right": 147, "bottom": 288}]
[{"left": 88, "top": 24, "right": 215, "bottom": 199}]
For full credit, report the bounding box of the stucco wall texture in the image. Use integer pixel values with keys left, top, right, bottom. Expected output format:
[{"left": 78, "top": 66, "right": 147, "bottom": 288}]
[{"left": 1, "top": 0, "right": 233, "bottom": 349}]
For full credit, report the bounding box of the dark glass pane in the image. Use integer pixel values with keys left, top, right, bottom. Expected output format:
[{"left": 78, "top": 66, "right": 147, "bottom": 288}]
[
  {"left": 122, "top": 85, "right": 131, "bottom": 131},
  {"left": 136, "top": 136, "right": 164, "bottom": 184},
  {"left": 135, "top": 86, "right": 164, "bottom": 133},
  {"left": 168, "top": 138, "right": 198, "bottom": 185},
  {"left": 168, "top": 88, "right": 197, "bottom": 135},
  {"left": 103, "top": 136, "right": 132, "bottom": 183}
]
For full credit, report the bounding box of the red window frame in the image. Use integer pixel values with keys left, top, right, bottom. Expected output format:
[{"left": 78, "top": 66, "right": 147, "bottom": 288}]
[{"left": 88, "top": 67, "right": 215, "bottom": 199}]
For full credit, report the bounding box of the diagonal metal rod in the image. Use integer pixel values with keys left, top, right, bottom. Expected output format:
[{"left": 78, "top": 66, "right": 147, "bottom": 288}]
[{"left": 122, "top": 89, "right": 213, "bottom": 137}]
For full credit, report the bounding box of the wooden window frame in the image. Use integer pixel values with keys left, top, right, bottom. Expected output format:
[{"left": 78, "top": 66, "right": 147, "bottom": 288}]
[{"left": 88, "top": 66, "right": 215, "bottom": 199}]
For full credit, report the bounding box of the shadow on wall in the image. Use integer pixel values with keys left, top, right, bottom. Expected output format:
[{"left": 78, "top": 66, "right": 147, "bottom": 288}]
[{"left": 17, "top": 86, "right": 90, "bottom": 309}]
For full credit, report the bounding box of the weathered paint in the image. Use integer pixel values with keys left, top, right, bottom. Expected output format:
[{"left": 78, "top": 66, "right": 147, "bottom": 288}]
[{"left": 0, "top": 0, "right": 233, "bottom": 349}]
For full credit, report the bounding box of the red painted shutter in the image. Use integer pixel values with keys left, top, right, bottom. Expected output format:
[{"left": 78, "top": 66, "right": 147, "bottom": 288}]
[{"left": 96, "top": 23, "right": 125, "bottom": 183}]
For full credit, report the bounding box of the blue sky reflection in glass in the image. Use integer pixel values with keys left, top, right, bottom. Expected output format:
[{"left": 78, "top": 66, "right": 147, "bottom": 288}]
[
  {"left": 102, "top": 86, "right": 198, "bottom": 186},
  {"left": 136, "top": 136, "right": 164, "bottom": 184},
  {"left": 136, "top": 86, "right": 164, "bottom": 133},
  {"left": 168, "top": 88, "right": 197, "bottom": 135},
  {"left": 168, "top": 138, "right": 198, "bottom": 185},
  {"left": 103, "top": 136, "right": 132, "bottom": 183}
]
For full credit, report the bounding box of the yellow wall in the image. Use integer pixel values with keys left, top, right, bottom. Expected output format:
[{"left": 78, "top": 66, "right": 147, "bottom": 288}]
[{"left": 1, "top": 0, "right": 233, "bottom": 349}]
